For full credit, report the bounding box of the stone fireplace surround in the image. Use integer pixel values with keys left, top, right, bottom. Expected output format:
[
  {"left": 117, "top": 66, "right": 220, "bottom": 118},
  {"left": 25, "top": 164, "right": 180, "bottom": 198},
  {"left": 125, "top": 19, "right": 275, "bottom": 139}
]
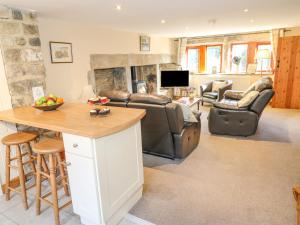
[{"left": 88, "top": 54, "right": 176, "bottom": 94}]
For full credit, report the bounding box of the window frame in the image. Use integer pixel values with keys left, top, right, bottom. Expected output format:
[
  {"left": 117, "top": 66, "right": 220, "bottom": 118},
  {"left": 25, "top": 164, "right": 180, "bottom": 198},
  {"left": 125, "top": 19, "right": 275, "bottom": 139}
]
[
  {"left": 205, "top": 44, "right": 223, "bottom": 74},
  {"left": 230, "top": 41, "right": 273, "bottom": 73},
  {"left": 255, "top": 42, "right": 273, "bottom": 72},
  {"left": 186, "top": 44, "right": 223, "bottom": 73},
  {"left": 230, "top": 43, "right": 249, "bottom": 73}
]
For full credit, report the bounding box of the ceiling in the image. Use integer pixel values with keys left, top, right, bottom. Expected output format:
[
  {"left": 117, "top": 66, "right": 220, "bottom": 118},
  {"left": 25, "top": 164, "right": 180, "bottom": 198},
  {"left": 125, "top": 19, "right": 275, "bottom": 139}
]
[{"left": 2, "top": 0, "right": 300, "bottom": 37}]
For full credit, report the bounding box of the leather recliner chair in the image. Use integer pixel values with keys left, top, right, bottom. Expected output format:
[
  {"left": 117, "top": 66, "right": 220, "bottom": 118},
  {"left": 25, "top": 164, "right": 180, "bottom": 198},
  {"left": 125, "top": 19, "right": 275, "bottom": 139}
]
[
  {"left": 208, "top": 77, "right": 274, "bottom": 136},
  {"left": 100, "top": 90, "right": 201, "bottom": 159}
]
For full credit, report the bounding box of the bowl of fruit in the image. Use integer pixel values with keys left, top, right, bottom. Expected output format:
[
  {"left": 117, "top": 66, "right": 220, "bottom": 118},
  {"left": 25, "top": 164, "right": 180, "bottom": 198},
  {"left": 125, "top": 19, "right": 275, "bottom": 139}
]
[{"left": 33, "top": 94, "right": 64, "bottom": 111}]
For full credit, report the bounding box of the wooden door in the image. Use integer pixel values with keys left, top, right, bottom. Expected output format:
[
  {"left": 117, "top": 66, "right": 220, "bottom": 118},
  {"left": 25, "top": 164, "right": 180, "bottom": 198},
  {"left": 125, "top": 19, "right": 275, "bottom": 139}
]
[{"left": 272, "top": 36, "right": 300, "bottom": 108}]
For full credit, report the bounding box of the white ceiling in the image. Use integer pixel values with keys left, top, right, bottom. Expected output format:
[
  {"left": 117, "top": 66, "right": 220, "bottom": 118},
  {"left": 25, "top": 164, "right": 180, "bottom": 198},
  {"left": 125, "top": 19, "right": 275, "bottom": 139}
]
[{"left": 2, "top": 0, "right": 300, "bottom": 37}]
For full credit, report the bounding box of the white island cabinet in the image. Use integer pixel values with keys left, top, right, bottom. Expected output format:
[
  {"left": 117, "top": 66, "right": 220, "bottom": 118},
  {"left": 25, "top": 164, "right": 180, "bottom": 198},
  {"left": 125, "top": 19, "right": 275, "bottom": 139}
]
[{"left": 0, "top": 103, "right": 146, "bottom": 225}]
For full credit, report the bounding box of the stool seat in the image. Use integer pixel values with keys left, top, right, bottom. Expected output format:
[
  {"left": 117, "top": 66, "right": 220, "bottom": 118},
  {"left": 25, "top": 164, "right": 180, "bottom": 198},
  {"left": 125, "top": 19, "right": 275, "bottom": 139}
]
[
  {"left": 32, "top": 139, "right": 64, "bottom": 154},
  {"left": 2, "top": 132, "right": 38, "bottom": 145}
]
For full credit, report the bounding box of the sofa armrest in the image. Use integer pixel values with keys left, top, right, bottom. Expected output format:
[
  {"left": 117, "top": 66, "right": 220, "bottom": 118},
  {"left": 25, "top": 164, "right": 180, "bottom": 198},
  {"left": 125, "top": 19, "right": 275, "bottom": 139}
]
[
  {"left": 192, "top": 110, "right": 202, "bottom": 122},
  {"left": 208, "top": 107, "right": 259, "bottom": 136},
  {"left": 217, "top": 83, "right": 233, "bottom": 101},
  {"left": 200, "top": 81, "right": 213, "bottom": 96},
  {"left": 173, "top": 122, "right": 201, "bottom": 158},
  {"left": 224, "top": 90, "right": 244, "bottom": 100},
  {"left": 213, "top": 102, "right": 247, "bottom": 111}
]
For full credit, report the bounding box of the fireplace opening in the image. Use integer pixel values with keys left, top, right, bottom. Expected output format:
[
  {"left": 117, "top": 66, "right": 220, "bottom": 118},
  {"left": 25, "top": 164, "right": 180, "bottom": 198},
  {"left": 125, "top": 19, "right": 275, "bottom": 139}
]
[
  {"left": 94, "top": 67, "right": 127, "bottom": 94},
  {"left": 131, "top": 64, "right": 157, "bottom": 94}
]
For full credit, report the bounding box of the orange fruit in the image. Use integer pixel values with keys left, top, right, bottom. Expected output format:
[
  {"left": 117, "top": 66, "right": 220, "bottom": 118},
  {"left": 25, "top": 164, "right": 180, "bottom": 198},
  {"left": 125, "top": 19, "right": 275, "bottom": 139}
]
[{"left": 56, "top": 98, "right": 64, "bottom": 104}]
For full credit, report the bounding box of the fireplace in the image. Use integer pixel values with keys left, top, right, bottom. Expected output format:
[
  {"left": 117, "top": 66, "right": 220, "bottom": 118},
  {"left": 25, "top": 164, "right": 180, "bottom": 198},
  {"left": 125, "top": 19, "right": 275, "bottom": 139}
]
[
  {"left": 89, "top": 54, "right": 176, "bottom": 94},
  {"left": 94, "top": 67, "right": 127, "bottom": 94},
  {"left": 131, "top": 64, "right": 157, "bottom": 94}
]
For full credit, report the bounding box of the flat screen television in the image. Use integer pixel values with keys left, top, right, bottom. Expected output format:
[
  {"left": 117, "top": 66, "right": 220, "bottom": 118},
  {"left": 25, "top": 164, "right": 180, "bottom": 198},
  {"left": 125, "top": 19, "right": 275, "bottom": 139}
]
[{"left": 161, "top": 70, "right": 189, "bottom": 87}]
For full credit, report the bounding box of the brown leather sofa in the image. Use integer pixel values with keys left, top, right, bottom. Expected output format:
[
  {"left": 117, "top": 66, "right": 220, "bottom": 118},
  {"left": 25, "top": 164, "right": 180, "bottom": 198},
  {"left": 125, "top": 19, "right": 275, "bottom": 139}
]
[
  {"left": 100, "top": 90, "right": 201, "bottom": 159},
  {"left": 200, "top": 80, "right": 233, "bottom": 105},
  {"left": 208, "top": 77, "right": 274, "bottom": 136}
]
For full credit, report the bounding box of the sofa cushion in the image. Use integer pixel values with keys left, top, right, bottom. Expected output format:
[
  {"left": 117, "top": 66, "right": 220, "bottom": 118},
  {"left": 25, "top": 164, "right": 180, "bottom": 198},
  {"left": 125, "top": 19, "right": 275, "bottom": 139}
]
[
  {"left": 242, "top": 83, "right": 256, "bottom": 97},
  {"left": 203, "top": 92, "right": 218, "bottom": 99},
  {"left": 238, "top": 91, "right": 260, "bottom": 108},
  {"left": 99, "top": 90, "right": 130, "bottom": 102},
  {"left": 212, "top": 80, "right": 228, "bottom": 92},
  {"left": 130, "top": 93, "right": 172, "bottom": 105}
]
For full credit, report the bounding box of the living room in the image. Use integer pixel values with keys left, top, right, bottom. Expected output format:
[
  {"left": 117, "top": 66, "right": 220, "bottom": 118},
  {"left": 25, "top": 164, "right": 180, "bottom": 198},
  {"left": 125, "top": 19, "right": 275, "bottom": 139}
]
[{"left": 0, "top": 1, "right": 299, "bottom": 225}]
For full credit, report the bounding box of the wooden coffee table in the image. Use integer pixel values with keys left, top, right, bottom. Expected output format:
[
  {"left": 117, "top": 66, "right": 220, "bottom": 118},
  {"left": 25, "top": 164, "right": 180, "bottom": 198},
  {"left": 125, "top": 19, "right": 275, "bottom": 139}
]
[{"left": 175, "top": 97, "right": 201, "bottom": 110}]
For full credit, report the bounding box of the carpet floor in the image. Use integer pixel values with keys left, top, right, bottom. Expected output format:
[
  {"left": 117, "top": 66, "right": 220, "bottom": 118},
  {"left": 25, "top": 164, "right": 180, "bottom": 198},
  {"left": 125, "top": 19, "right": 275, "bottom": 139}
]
[{"left": 130, "top": 106, "right": 300, "bottom": 225}]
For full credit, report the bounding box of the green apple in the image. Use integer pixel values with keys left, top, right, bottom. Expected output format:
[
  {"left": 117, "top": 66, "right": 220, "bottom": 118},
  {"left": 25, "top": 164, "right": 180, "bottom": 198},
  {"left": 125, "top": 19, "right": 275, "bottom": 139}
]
[
  {"left": 39, "top": 96, "right": 47, "bottom": 103},
  {"left": 47, "top": 100, "right": 55, "bottom": 106}
]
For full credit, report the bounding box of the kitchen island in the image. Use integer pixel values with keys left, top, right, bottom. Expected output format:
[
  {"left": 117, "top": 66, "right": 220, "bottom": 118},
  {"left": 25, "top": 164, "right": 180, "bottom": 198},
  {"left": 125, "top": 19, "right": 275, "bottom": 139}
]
[{"left": 0, "top": 103, "right": 146, "bottom": 225}]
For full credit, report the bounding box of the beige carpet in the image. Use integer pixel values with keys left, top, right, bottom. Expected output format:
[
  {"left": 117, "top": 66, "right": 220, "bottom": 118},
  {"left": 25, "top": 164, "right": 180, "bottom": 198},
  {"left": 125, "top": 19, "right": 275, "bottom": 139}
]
[{"left": 130, "top": 106, "right": 300, "bottom": 225}]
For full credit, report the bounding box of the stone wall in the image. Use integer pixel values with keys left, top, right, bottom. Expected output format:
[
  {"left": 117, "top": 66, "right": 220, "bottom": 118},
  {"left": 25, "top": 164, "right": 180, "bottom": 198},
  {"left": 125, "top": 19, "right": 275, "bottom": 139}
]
[
  {"left": 0, "top": 5, "right": 46, "bottom": 107},
  {"left": 94, "top": 67, "right": 127, "bottom": 94}
]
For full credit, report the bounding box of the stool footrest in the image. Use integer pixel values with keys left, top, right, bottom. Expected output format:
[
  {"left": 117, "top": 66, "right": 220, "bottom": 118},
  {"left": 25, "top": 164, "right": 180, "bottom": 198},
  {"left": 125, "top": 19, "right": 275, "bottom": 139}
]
[
  {"left": 40, "top": 171, "right": 50, "bottom": 179},
  {"left": 59, "top": 200, "right": 72, "bottom": 210},
  {"left": 10, "top": 152, "right": 29, "bottom": 161}
]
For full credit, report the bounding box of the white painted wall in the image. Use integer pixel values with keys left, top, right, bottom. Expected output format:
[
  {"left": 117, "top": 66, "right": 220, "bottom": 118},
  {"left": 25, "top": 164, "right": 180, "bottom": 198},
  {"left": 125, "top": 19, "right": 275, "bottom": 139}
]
[{"left": 38, "top": 18, "right": 173, "bottom": 101}]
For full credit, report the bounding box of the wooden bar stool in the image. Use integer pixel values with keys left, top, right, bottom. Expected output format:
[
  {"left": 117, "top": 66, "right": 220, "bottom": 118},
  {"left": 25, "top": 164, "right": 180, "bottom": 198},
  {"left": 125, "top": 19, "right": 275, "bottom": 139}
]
[
  {"left": 293, "top": 187, "right": 300, "bottom": 225},
  {"left": 1, "top": 132, "right": 39, "bottom": 209},
  {"left": 32, "top": 138, "right": 71, "bottom": 225}
]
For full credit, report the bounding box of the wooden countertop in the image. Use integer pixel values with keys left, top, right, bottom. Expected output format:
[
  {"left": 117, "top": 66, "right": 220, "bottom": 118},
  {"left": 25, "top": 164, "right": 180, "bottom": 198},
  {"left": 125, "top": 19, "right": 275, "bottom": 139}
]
[{"left": 0, "top": 103, "right": 146, "bottom": 138}]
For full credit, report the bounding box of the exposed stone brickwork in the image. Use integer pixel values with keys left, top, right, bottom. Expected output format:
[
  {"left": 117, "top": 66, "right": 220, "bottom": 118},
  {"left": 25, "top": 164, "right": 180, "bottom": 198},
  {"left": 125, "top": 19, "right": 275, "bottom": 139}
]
[
  {"left": 94, "top": 68, "right": 127, "bottom": 94},
  {"left": 0, "top": 5, "right": 46, "bottom": 108}
]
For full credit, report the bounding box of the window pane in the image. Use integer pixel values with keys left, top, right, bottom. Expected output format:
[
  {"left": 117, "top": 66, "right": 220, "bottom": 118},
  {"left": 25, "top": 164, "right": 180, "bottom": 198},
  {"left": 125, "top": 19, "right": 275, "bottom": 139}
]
[
  {"left": 231, "top": 44, "right": 248, "bottom": 73},
  {"left": 206, "top": 46, "right": 221, "bottom": 73},
  {"left": 256, "top": 44, "right": 272, "bottom": 71},
  {"left": 187, "top": 49, "right": 199, "bottom": 72}
]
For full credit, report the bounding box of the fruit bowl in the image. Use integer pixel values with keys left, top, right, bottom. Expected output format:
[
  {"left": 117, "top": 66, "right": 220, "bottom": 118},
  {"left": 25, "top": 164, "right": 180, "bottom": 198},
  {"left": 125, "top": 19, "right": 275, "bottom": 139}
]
[
  {"left": 33, "top": 94, "right": 64, "bottom": 111},
  {"left": 33, "top": 102, "right": 64, "bottom": 111}
]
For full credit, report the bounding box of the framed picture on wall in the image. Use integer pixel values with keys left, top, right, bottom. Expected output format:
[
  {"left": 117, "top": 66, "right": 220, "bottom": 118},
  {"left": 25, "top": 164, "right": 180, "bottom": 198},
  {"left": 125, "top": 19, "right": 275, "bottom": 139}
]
[
  {"left": 140, "top": 36, "right": 150, "bottom": 51},
  {"left": 49, "top": 42, "right": 73, "bottom": 63}
]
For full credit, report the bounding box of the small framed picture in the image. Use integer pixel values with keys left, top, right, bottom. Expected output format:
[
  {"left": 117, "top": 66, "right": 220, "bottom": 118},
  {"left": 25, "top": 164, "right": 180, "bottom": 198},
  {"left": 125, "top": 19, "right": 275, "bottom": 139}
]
[
  {"left": 49, "top": 42, "right": 73, "bottom": 63},
  {"left": 140, "top": 36, "right": 150, "bottom": 51}
]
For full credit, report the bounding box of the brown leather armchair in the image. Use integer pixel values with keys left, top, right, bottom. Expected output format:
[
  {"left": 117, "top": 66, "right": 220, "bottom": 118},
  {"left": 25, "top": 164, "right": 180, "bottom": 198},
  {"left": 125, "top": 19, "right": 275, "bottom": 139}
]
[{"left": 100, "top": 90, "right": 201, "bottom": 159}]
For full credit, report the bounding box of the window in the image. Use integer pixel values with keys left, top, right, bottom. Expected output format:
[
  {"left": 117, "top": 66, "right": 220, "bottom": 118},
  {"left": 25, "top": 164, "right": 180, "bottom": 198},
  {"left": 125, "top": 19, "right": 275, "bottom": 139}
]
[
  {"left": 186, "top": 45, "right": 222, "bottom": 73},
  {"left": 206, "top": 46, "right": 222, "bottom": 73},
  {"left": 256, "top": 44, "right": 272, "bottom": 72},
  {"left": 187, "top": 48, "right": 199, "bottom": 72},
  {"left": 231, "top": 44, "right": 248, "bottom": 73}
]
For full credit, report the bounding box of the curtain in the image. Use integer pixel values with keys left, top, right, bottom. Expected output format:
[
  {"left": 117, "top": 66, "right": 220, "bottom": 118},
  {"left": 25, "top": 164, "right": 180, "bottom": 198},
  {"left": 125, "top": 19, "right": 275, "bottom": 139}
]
[
  {"left": 270, "top": 29, "right": 283, "bottom": 70},
  {"left": 177, "top": 38, "right": 188, "bottom": 70}
]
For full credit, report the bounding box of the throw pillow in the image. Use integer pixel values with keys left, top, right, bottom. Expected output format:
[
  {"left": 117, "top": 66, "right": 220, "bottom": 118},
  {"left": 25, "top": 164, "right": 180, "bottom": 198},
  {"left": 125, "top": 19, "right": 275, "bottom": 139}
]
[
  {"left": 238, "top": 91, "right": 260, "bottom": 108},
  {"left": 212, "top": 80, "right": 227, "bottom": 92},
  {"left": 242, "top": 83, "right": 256, "bottom": 97},
  {"left": 174, "top": 102, "right": 198, "bottom": 123},
  {"left": 254, "top": 77, "right": 273, "bottom": 92}
]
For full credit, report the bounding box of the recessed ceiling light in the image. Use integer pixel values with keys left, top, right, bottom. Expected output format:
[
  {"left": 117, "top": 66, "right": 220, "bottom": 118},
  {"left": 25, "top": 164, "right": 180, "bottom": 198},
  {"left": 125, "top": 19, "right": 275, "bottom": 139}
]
[
  {"left": 243, "top": 8, "right": 249, "bottom": 13},
  {"left": 116, "top": 4, "right": 122, "bottom": 10},
  {"left": 161, "top": 19, "right": 166, "bottom": 24},
  {"left": 250, "top": 19, "right": 255, "bottom": 23}
]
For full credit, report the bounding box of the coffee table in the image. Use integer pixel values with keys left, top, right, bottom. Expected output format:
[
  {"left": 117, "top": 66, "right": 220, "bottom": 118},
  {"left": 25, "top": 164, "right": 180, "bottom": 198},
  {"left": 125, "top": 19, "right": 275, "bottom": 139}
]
[{"left": 175, "top": 97, "right": 201, "bottom": 110}]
